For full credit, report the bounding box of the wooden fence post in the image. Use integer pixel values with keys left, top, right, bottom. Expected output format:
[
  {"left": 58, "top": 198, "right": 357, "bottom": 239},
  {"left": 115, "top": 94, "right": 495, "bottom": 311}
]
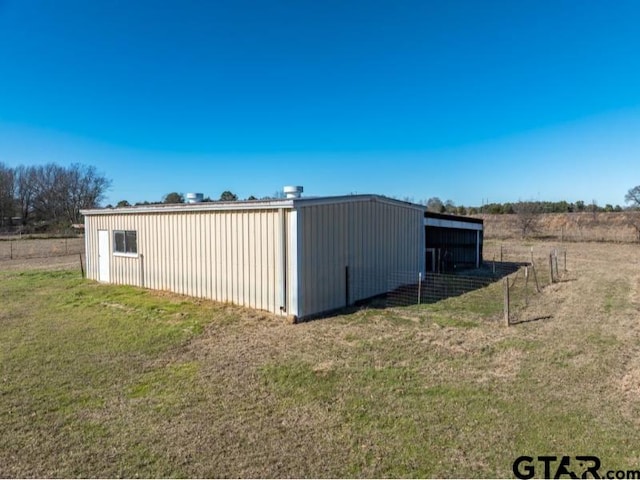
[
  {"left": 524, "top": 266, "right": 529, "bottom": 306},
  {"left": 79, "top": 253, "right": 85, "bottom": 278},
  {"left": 549, "top": 254, "right": 554, "bottom": 284},
  {"left": 532, "top": 264, "right": 541, "bottom": 293},
  {"left": 503, "top": 278, "right": 510, "bottom": 327},
  {"left": 10, "top": 240, "right": 13, "bottom": 260}
]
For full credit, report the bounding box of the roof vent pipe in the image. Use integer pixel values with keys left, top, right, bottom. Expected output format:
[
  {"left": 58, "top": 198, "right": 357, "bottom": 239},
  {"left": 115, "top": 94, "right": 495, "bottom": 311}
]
[{"left": 283, "top": 186, "right": 303, "bottom": 199}]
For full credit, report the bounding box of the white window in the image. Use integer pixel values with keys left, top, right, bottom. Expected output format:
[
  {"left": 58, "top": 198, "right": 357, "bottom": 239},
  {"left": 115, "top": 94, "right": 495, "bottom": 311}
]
[{"left": 113, "top": 230, "right": 137, "bottom": 255}]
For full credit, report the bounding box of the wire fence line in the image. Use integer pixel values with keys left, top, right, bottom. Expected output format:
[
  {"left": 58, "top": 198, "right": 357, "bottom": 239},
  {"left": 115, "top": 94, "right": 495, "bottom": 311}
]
[
  {"left": 1, "top": 235, "right": 569, "bottom": 326},
  {"left": 378, "top": 245, "right": 569, "bottom": 325},
  {"left": 386, "top": 272, "right": 494, "bottom": 307},
  {"left": 0, "top": 237, "right": 85, "bottom": 261}
]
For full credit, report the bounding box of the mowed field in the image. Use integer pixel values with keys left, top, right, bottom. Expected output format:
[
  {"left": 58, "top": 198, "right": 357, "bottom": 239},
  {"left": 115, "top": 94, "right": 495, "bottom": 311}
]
[{"left": 1, "top": 239, "right": 639, "bottom": 477}]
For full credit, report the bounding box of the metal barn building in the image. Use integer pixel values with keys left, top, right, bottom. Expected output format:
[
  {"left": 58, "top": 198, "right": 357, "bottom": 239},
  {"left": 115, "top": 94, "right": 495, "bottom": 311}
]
[
  {"left": 82, "top": 194, "right": 425, "bottom": 321},
  {"left": 424, "top": 212, "right": 483, "bottom": 272}
]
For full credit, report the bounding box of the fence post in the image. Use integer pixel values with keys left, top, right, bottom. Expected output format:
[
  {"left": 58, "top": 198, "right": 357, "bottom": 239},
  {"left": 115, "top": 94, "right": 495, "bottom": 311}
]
[
  {"left": 10, "top": 240, "right": 13, "bottom": 260},
  {"left": 345, "top": 266, "right": 350, "bottom": 307},
  {"left": 554, "top": 254, "right": 559, "bottom": 280},
  {"left": 500, "top": 244, "right": 503, "bottom": 262},
  {"left": 532, "top": 264, "right": 541, "bottom": 293},
  {"left": 65, "top": 238, "right": 68, "bottom": 255},
  {"left": 524, "top": 266, "right": 529, "bottom": 306},
  {"left": 549, "top": 253, "right": 554, "bottom": 284},
  {"left": 417, "top": 271, "right": 422, "bottom": 305},
  {"left": 503, "top": 278, "right": 510, "bottom": 326},
  {"left": 79, "top": 253, "right": 85, "bottom": 278}
]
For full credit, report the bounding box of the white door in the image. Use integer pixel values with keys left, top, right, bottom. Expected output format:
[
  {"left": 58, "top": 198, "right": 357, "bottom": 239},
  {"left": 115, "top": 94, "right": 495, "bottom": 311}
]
[{"left": 98, "top": 230, "right": 110, "bottom": 282}]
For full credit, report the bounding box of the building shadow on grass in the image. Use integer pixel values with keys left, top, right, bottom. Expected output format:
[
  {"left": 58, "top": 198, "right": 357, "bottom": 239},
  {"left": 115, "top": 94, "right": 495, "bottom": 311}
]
[
  {"left": 384, "top": 261, "right": 529, "bottom": 308},
  {"left": 298, "top": 261, "right": 530, "bottom": 322},
  {"left": 509, "top": 315, "right": 553, "bottom": 325}
]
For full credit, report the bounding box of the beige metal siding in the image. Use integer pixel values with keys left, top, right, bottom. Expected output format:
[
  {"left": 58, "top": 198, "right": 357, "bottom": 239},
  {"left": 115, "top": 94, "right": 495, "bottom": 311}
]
[
  {"left": 83, "top": 196, "right": 424, "bottom": 321},
  {"left": 84, "top": 209, "right": 288, "bottom": 315},
  {"left": 296, "top": 199, "right": 423, "bottom": 318}
]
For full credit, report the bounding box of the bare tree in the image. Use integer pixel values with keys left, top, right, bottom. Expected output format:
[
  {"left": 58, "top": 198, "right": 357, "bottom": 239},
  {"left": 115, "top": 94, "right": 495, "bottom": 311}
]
[
  {"left": 623, "top": 212, "right": 640, "bottom": 242},
  {"left": 589, "top": 199, "right": 599, "bottom": 221},
  {"left": 0, "top": 163, "right": 15, "bottom": 227},
  {"left": 625, "top": 185, "right": 640, "bottom": 207},
  {"left": 19, "top": 164, "right": 110, "bottom": 226},
  {"left": 624, "top": 186, "right": 640, "bottom": 241},
  {"left": 30, "top": 164, "right": 67, "bottom": 223},
  {"left": 63, "top": 164, "right": 111, "bottom": 224},
  {"left": 14, "top": 165, "right": 35, "bottom": 226},
  {"left": 513, "top": 201, "right": 541, "bottom": 238},
  {"left": 572, "top": 213, "right": 593, "bottom": 241},
  {"left": 444, "top": 199, "right": 456, "bottom": 213},
  {"left": 426, "top": 197, "right": 445, "bottom": 213}
]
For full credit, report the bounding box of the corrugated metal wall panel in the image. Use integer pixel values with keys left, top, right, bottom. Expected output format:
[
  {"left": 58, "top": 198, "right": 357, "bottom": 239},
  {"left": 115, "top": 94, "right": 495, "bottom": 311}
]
[
  {"left": 84, "top": 198, "right": 424, "bottom": 320},
  {"left": 83, "top": 209, "right": 286, "bottom": 315},
  {"left": 295, "top": 198, "right": 423, "bottom": 318}
]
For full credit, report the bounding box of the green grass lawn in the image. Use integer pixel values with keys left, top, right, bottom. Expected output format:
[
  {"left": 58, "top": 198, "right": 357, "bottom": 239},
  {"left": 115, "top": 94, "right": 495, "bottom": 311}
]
[{"left": 1, "top": 248, "right": 639, "bottom": 478}]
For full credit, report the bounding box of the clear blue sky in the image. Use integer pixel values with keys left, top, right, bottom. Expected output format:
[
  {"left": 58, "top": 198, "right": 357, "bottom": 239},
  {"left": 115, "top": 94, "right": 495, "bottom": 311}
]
[{"left": 1, "top": 0, "right": 639, "bottom": 206}]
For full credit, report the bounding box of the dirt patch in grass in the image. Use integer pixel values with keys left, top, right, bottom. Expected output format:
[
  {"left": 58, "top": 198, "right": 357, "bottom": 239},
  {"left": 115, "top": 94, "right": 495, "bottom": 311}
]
[{"left": 2, "top": 240, "right": 640, "bottom": 477}]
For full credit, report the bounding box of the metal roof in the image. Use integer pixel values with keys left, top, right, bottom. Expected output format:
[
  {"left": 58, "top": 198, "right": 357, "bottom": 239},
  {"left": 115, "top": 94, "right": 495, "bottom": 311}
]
[
  {"left": 80, "top": 194, "right": 426, "bottom": 216},
  {"left": 424, "top": 211, "right": 484, "bottom": 225}
]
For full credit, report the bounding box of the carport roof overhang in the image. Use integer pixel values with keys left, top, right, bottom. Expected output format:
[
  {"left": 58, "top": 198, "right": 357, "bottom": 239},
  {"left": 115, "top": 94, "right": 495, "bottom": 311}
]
[{"left": 424, "top": 214, "right": 483, "bottom": 231}]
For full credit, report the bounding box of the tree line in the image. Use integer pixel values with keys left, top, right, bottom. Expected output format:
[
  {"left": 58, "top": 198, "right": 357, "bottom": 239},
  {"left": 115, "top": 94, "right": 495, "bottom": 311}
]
[
  {"left": 118, "top": 192, "right": 637, "bottom": 215},
  {"left": 108, "top": 189, "right": 287, "bottom": 208},
  {"left": 0, "top": 162, "right": 110, "bottom": 230},
  {"left": 3, "top": 160, "right": 636, "bottom": 235},
  {"left": 420, "top": 197, "right": 629, "bottom": 215}
]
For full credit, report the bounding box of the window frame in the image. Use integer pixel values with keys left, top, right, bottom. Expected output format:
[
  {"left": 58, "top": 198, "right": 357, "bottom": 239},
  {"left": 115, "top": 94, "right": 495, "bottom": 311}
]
[{"left": 113, "top": 229, "right": 138, "bottom": 257}]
